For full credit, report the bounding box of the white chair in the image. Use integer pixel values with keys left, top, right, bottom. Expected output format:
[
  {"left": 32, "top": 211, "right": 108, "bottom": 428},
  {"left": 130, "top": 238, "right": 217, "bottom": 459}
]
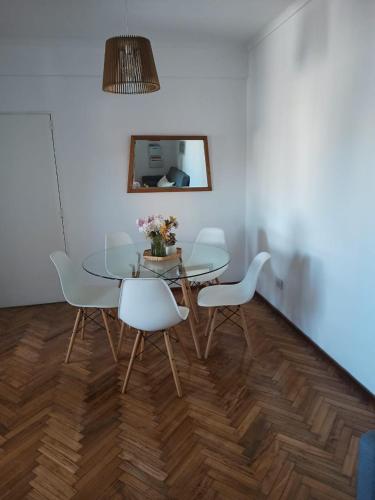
[
  {"left": 118, "top": 278, "right": 190, "bottom": 397},
  {"left": 105, "top": 231, "right": 133, "bottom": 250},
  {"left": 184, "top": 227, "right": 228, "bottom": 323},
  {"left": 189, "top": 227, "right": 228, "bottom": 285},
  {"left": 198, "top": 252, "right": 271, "bottom": 359},
  {"left": 105, "top": 230, "right": 133, "bottom": 294},
  {"left": 50, "top": 251, "right": 120, "bottom": 363}
]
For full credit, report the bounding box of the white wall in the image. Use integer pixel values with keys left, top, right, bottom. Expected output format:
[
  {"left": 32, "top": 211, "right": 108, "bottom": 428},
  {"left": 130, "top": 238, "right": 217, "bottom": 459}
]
[
  {"left": 246, "top": 0, "right": 375, "bottom": 393},
  {"left": 0, "top": 39, "right": 248, "bottom": 282}
]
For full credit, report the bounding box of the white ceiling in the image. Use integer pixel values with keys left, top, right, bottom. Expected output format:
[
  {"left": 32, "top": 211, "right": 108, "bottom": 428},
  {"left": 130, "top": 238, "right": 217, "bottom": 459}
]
[{"left": 0, "top": 0, "right": 296, "bottom": 46}]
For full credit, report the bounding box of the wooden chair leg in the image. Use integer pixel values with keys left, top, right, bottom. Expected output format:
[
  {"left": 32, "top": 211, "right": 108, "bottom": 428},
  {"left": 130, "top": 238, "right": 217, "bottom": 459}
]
[
  {"left": 113, "top": 307, "right": 122, "bottom": 328},
  {"left": 80, "top": 308, "right": 86, "bottom": 340},
  {"left": 204, "top": 308, "right": 218, "bottom": 359},
  {"left": 172, "top": 327, "right": 191, "bottom": 365},
  {"left": 65, "top": 308, "right": 82, "bottom": 363},
  {"left": 188, "top": 314, "right": 201, "bottom": 359},
  {"left": 181, "top": 280, "right": 198, "bottom": 323},
  {"left": 239, "top": 305, "right": 252, "bottom": 355},
  {"left": 117, "top": 321, "right": 126, "bottom": 356},
  {"left": 181, "top": 279, "right": 201, "bottom": 359},
  {"left": 138, "top": 334, "right": 145, "bottom": 361},
  {"left": 204, "top": 307, "right": 214, "bottom": 337},
  {"left": 111, "top": 307, "right": 118, "bottom": 323},
  {"left": 121, "top": 330, "right": 142, "bottom": 394},
  {"left": 187, "top": 282, "right": 199, "bottom": 323},
  {"left": 163, "top": 331, "right": 183, "bottom": 397},
  {"left": 101, "top": 309, "right": 118, "bottom": 362}
]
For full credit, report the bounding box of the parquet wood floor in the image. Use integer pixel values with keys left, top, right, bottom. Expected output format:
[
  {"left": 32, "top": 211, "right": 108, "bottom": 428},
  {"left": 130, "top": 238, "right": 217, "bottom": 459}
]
[{"left": 0, "top": 296, "right": 374, "bottom": 499}]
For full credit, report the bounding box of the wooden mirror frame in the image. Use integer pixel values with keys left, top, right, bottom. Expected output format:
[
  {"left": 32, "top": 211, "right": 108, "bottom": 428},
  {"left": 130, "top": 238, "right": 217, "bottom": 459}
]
[{"left": 127, "top": 135, "right": 212, "bottom": 193}]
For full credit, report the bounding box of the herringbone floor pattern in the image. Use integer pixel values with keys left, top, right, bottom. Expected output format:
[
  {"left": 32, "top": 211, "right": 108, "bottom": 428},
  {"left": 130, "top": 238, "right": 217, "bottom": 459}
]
[{"left": 0, "top": 296, "right": 374, "bottom": 499}]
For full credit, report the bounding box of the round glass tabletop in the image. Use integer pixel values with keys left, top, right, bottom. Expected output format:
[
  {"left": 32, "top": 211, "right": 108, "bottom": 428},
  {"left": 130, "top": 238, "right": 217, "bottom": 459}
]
[{"left": 82, "top": 241, "right": 230, "bottom": 281}]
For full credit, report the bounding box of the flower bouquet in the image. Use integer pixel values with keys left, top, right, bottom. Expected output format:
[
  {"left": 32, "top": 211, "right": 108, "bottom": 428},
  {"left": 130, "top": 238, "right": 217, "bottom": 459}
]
[{"left": 136, "top": 215, "right": 178, "bottom": 257}]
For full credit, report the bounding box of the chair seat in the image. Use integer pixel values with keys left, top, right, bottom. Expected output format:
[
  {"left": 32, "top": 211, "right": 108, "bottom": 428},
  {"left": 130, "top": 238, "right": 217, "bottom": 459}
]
[
  {"left": 198, "top": 283, "right": 245, "bottom": 308},
  {"left": 68, "top": 285, "right": 120, "bottom": 309}
]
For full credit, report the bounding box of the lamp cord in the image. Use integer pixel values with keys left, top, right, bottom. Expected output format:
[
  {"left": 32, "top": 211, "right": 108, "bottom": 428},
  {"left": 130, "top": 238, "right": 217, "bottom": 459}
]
[{"left": 124, "top": 0, "right": 129, "bottom": 35}]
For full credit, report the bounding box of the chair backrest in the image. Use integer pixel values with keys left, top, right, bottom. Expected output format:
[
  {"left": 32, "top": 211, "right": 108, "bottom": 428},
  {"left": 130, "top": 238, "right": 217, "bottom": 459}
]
[
  {"left": 195, "top": 227, "right": 227, "bottom": 250},
  {"left": 119, "top": 278, "right": 184, "bottom": 332},
  {"left": 105, "top": 231, "right": 133, "bottom": 250},
  {"left": 50, "top": 251, "right": 78, "bottom": 305},
  {"left": 238, "top": 252, "right": 271, "bottom": 303}
]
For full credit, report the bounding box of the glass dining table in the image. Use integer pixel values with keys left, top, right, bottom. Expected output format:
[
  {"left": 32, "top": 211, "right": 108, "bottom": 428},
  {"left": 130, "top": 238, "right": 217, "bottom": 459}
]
[{"left": 82, "top": 241, "right": 231, "bottom": 359}]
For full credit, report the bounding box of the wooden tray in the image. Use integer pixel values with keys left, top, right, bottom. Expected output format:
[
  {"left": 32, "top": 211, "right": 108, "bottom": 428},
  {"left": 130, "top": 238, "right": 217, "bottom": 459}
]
[{"left": 143, "top": 247, "right": 181, "bottom": 262}]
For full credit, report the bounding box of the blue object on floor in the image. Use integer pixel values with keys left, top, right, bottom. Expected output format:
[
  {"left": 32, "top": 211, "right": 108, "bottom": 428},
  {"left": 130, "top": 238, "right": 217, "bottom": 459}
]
[{"left": 357, "top": 430, "right": 375, "bottom": 500}]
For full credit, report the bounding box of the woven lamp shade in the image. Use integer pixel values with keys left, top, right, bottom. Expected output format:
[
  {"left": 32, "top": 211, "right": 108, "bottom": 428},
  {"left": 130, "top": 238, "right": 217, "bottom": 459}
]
[{"left": 102, "top": 36, "right": 160, "bottom": 94}]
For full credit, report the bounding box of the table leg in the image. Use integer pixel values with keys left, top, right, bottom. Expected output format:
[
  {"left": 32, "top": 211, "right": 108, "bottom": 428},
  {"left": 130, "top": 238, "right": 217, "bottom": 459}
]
[{"left": 181, "top": 279, "right": 201, "bottom": 359}]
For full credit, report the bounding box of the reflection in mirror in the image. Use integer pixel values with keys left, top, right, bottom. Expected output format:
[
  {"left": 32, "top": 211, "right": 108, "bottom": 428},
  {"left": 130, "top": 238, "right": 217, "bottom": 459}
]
[{"left": 128, "top": 136, "right": 212, "bottom": 192}]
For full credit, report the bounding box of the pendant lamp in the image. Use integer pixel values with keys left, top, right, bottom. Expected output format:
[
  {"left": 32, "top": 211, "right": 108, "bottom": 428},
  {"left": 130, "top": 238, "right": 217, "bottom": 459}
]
[
  {"left": 102, "top": 1, "right": 160, "bottom": 94},
  {"left": 103, "top": 35, "right": 160, "bottom": 94}
]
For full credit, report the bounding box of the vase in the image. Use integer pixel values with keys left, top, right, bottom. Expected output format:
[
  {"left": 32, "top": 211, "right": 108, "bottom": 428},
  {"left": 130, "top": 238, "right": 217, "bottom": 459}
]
[{"left": 151, "top": 235, "right": 166, "bottom": 257}]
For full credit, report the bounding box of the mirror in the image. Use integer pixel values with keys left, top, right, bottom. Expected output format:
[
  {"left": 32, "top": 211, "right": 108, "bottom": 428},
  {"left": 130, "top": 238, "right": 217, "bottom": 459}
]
[{"left": 127, "top": 135, "right": 212, "bottom": 193}]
